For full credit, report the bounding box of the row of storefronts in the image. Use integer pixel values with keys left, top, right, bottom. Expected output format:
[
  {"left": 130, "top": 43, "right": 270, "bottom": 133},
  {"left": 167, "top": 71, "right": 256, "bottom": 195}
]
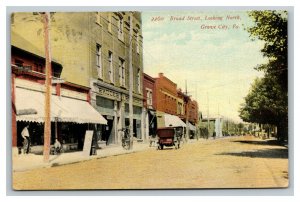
[
  {"left": 11, "top": 12, "right": 199, "bottom": 155},
  {"left": 11, "top": 45, "right": 108, "bottom": 155},
  {"left": 142, "top": 73, "right": 199, "bottom": 141}
]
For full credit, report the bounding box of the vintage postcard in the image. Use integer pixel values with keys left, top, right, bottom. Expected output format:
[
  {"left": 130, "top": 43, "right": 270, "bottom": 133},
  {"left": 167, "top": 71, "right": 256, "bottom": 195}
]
[{"left": 11, "top": 9, "right": 288, "bottom": 190}]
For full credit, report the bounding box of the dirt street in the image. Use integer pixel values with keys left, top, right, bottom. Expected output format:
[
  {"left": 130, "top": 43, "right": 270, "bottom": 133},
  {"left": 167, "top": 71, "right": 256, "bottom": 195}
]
[{"left": 12, "top": 136, "right": 288, "bottom": 190}]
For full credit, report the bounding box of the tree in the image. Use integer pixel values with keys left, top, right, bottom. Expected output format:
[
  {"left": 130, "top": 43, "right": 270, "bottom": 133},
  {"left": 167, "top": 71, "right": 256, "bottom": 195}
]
[
  {"left": 239, "top": 76, "right": 288, "bottom": 141},
  {"left": 239, "top": 10, "right": 288, "bottom": 142},
  {"left": 247, "top": 10, "right": 288, "bottom": 93}
]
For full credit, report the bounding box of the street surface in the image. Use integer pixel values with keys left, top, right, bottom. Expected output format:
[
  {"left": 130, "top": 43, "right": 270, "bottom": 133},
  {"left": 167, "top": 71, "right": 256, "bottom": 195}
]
[{"left": 13, "top": 136, "right": 288, "bottom": 190}]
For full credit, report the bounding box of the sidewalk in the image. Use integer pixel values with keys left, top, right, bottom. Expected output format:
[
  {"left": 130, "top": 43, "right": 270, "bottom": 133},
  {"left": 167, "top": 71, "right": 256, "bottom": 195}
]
[
  {"left": 12, "top": 138, "right": 213, "bottom": 172},
  {"left": 13, "top": 142, "right": 154, "bottom": 172}
]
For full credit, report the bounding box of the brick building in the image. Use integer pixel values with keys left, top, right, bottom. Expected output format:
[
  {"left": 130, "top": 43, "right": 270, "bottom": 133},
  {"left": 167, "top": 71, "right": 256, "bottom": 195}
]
[
  {"left": 142, "top": 73, "right": 157, "bottom": 139},
  {"left": 154, "top": 73, "right": 177, "bottom": 115},
  {"left": 11, "top": 36, "right": 106, "bottom": 155},
  {"left": 153, "top": 73, "right": 186, "bottom": 128}
]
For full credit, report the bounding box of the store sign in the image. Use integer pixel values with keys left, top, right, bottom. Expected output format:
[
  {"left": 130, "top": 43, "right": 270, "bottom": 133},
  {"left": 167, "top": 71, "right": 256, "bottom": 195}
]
[{"left": 82, "top": 130, "right": 94, "bottom": 156}]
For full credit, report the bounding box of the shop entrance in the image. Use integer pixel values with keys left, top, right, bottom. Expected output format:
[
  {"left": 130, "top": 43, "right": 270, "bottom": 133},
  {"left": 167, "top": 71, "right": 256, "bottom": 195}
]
[
  {"left": 101, "top": 115, "right": 114, "bottom": 145},
  {"left": 125, "top": 118, "right": 141, "bottom": 139}
]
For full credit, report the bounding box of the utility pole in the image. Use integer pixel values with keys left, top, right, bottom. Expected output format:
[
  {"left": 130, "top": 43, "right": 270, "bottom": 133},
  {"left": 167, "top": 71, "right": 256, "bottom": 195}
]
[
  {"left": 129, "top": 12, "right": 133, "bottom": 150},
  {"left": 43, "top": 12, "right": 52, "bottom": 163},
  {"left": 185, "top": 80, "right": 189, "bottom": 142},
  {"left": 207, "top": 92, "right": 210, "bottom": 137}
]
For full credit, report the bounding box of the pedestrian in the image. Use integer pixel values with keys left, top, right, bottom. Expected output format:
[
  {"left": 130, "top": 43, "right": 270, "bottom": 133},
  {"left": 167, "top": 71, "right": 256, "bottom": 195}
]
[
  {"left": 21, "top": 124, "right": 30, "bottom": 154},
  {"left": 54, "top": 138, "right": 62, "bottom": 154}
]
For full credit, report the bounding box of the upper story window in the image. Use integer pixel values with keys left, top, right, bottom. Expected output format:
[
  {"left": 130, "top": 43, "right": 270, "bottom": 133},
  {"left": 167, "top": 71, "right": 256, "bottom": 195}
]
[
  {"left": 136, "top": 31, "right": 140, "bottom": 54},
  {"left": 178, "top": 102, "right": 183, "bottom": 115},
  {"left": 96, "top": 12, "right": 102, "bottom": 26},
  {"left": 119, "top": 58, "right": 125, "bottom": 87},
  {"left": 118, "top": 16, "right": 124, "bottom": 41},
  {"left": 108, "top": 13, "right": 112, "bottom": 33},
  {"left": 146, "top": 89, "right": 153, "bottom": 107},
  {"left": 108, "top": 51, "right": 114, "bottom": 83},
  {"left": 137, "top": 68, "right": 141, "bottom": 93},
  {"left": 96, "top": 44, "right": 103, "bottom": 79}
]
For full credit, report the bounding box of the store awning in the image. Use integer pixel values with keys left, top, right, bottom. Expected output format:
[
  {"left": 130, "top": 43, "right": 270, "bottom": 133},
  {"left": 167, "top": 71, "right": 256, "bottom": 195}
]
[
  {"left": 164, "top": 113, "right": 186, "bottom": 127},
  {"left": 188, "top": 122, "right": 196, "bottom": 131},
  {"left": 15, "top": 87, "right": 107, "bottom": 124}
]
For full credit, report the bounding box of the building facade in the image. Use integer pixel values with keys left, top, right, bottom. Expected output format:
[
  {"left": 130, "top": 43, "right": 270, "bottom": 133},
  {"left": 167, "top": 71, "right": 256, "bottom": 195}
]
[
  {"left": 89, "top": 12, "right": 144, "bottom": 144},
  {"left": 142, "top": 73, "right": 157, "bottom": 140},
  {"left": 11, "top": 41, "right": 106, "bottom": 155},
  {"left": 153, "top": 73, "right": 179, "bottom": 128},
  {"left": 11, "top": 12, "right": 144, "bottom": 145}
]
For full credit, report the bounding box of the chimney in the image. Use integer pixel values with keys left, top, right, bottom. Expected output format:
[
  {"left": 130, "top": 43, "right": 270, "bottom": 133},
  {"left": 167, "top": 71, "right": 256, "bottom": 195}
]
[{"left": 159, "top": 73, "right": 164, "bottom": 78}]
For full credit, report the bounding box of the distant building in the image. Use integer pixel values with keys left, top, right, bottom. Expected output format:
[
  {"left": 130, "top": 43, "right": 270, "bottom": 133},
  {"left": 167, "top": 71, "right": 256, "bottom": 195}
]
[
  {"left": 177, "top": 89, "right": 199, "bottom": 138},
  {"left": 149, "top": 72, "right": 200, "bottom": 139},
  {"left": 142, "top": 73, "right": 157, "bottom": 140},
  {"left": 201, "top": 117, "right": 223, "bottom": 138},
  {"left": 153, "top": 73, "right": 185, "bottom": 128}
]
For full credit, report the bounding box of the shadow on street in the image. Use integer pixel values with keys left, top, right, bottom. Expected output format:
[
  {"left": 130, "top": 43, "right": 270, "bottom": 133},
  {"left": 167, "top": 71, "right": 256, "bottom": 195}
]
[
  {"left": 216, "top": 148, "right": 288, "bottom": 159},
  {"left": 232, "top": 139, "right": 287, "bottom": 147}
]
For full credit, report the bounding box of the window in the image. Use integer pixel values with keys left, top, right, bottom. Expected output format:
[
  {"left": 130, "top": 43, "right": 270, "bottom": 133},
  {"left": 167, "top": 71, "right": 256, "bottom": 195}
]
[
  {"left": 137, "top": 68, "right": 141, "bottom": 93},
  {"left": 96, "top": 96, "right": 114, "bottom": 109},
  {"left": 146, "top": 89, "right": 153, "bottom": 107},
  {"left": 119, "top": 58, "right": 125, "bottom": 87},
  {"left": 136, "top": 31, "right": 140, "bottom": 54},
  {"left": 96, "top": 44, "right": 103, "bottom": 79},
  {"left": 178, "top": 102, "right": 183, "bottom": 115},
  {"left": 15, "top": 59, "right": 24, "bottom": 67},
  {"left": 108, "top": 51, "right": 114, "bottom": 83},
  {"left": 96, "top": 12, "right": 101, "bottom": 26},
  {"left": 108, "top": 13, "right": 112, "bottom": 33},
  {"left": 118, "top": 16, "right": 124, "bottom": 40}
]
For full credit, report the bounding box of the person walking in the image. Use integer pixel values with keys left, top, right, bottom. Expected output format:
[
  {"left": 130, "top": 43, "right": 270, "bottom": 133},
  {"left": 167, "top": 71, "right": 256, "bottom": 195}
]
[
  {"left": 21, "top": 125, "right": 30, "bottom": 154},
  {"left": 54, "top": 138, "right": 62, "bottom": 154}
]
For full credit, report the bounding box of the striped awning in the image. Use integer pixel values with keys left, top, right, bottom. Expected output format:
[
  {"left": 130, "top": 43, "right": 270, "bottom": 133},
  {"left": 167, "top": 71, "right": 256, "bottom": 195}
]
[
  {"left": 164, "top": 113, "right": 186, "bottom": 127},
  {"left": 15, "top": 87, "right": 107, "bottom": 124}
]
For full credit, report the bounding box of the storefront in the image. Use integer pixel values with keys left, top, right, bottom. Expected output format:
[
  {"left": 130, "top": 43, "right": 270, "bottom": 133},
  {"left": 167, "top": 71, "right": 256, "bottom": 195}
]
[
  {"left": 91, "top": 79, "right": 144, "bottom": 144},
  {"left": 14, "top": 86, "right": 107, "bottom": 154},
  {"left": 188, "top": 122, "right": 196, "bottom": 139}
]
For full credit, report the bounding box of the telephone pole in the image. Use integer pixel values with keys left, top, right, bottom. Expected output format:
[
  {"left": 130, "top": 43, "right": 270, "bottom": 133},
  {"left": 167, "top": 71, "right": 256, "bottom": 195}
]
[
  {"left": 129, "top": 12, "right": 133, "bottom": 150},
  {"left": 185, "top": 80, "right": 189, "bottom": 142},
  {"left": 207, "top": 92, "right": 210, "bottom": 137},
  {"left": 43, "top": 12, "right": 52, "bottom": 163}
]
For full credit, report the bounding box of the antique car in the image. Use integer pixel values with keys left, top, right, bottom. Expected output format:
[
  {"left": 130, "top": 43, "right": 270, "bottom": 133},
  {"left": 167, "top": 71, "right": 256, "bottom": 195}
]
[{"left": 156, "top": 127, "right": 183, "bottom": 150}]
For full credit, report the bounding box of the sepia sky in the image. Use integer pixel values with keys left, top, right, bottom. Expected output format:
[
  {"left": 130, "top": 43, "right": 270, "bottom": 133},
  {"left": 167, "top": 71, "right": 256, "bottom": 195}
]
[{"left": 142, "top": 10, "right": 268, "bottom": 122}]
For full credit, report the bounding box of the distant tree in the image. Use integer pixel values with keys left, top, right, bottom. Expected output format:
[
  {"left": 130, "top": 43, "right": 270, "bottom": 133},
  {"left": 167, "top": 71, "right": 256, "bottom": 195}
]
[
  {"left": 237, "top": 123, "right": 244, "bottom": 135},
  {"left": 239, "top": 10, "right": 288, "bottom": 142},
  {"left": 239, "top": 75, "right": 288, "bottom": 141}
]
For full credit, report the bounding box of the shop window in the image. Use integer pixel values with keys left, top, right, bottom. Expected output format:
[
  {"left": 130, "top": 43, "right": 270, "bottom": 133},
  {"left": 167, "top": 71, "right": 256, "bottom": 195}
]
[{"left": 96, "top": 96, "right": 114, "bottom": 109}]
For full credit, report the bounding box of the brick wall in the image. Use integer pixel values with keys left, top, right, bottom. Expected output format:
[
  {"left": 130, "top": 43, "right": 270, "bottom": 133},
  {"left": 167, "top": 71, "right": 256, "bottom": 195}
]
[{"left": 154, "top": 73, "right": 177, "bottom": 115}]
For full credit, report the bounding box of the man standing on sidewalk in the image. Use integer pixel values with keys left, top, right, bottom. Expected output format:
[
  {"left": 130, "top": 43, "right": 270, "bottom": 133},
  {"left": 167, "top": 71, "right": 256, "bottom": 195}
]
[{"left": 21, "top": 125, "right": 30, "bottom": 154}]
